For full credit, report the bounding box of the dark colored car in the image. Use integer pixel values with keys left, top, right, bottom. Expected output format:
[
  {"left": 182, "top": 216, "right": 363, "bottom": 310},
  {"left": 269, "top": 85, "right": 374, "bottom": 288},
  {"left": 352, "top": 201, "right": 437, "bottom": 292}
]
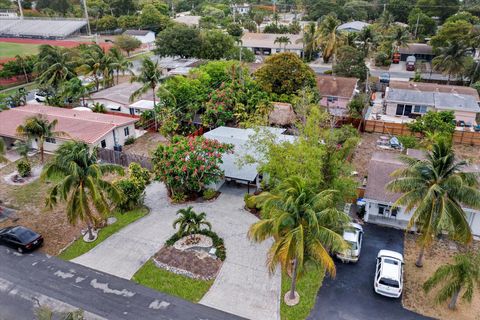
[{"left": 0, "top": 226, "right": 43, "bottom": 253}]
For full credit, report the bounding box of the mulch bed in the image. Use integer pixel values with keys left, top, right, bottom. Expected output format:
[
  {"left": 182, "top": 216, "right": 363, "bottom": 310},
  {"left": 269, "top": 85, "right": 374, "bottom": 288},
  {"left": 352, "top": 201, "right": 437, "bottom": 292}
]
[{"left": 154, "top": 246, "right": 222, "bottom": 280}]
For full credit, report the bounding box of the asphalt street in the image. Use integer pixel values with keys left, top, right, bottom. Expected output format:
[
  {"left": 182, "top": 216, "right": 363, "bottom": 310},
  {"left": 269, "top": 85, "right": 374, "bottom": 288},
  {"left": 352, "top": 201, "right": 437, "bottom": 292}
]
[
  {"left": 308, "top": 224, "right": 432, "bottom": 320},
  {"left": 0, "top": 247, "right": 244, "bottom": 320}
]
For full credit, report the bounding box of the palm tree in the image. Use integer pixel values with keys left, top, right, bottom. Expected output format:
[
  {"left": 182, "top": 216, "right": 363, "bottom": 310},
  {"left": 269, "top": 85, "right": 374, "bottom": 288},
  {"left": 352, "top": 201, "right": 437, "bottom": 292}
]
[
  {"left": 108, "top": 47, "right": 133, "bottom": 85},
  {"left": 423, "top": 252, "right": 480, "bottom": 310},
  {"left": 387, "top": 140, "right": 480, "bottom": 267},
  {"left": 15, "top": 55, "right": 31, "bottom": 83},
  {"left": 300, "top": 22, "right": 318, "bottom": 61},
  {"left": 248, "top": 176, "right": 349, "bottom": 304},
  {"left": 129, "top": 58, "right": 162, "bottom": 106},
  {"left": 378, "top": 11, "right": 394, "bottom": 30},
  {"left": 253, "top": 13, "right": 264, "bottom": 33},
  {"left": 433, "top": 41, "right": 470, "bottom": 85},
  {"left": 41, "top": 141, "right": 124, "bottom": 240},
  {"left": 60, "top": 78, "right": 90, "bottom": 106},
  {"left": 390, "top": 26, "right": 409, "bottom": 53},
  {"left": 35, "top": 45, "right": 77, "bottom": 92},
  {"left": 77, "top": 45, "right": 113, "bottom": 92},
  {"left": 357, "top": 25, "right": 377, "bottom": 57},
  {"left": 315, "top": 14, "right": 343, "bottom": 63},
  {"left": 274, "top": 36, "right": 291, "bottom": 50},
  {"left": 0, "top": 138, "right": 7, "bottom": 163},
  {"left": 16, "top": 115, "right": 65, "bottom": 163},
  {"left": 91, "top": 102, "right": 107, "bottom": 113},
  {"left": 172, "top": 206, "right": 212, "bottom": 238}
]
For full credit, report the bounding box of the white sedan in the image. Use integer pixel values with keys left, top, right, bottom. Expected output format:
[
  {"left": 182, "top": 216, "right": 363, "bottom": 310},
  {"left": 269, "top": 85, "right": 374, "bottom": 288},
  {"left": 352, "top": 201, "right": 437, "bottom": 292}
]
[
  {"left": 374, "top": 250, "right": 404, "bottom": 298},
  {"left": 336, "top": 223, "right": 363, "bottom": 263}
]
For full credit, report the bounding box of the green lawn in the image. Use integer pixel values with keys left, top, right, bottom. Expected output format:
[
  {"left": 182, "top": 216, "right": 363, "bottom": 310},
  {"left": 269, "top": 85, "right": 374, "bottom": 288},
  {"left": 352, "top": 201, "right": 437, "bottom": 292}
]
[
  {"left": 0, "top": 42, "right": 40, "bottom": 58},
  {"left": 281, "top": 266, "right": 325, "bottom": 320},
  {"left": 132, "top": 260, "right": 214, "bottom": 303},
  {"left": 58, "top": 208, "right": 148, "bottom": 260}
]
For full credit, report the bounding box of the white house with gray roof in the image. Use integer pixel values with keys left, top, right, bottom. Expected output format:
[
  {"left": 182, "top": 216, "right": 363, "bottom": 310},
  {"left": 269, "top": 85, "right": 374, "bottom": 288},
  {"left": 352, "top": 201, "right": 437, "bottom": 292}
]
[
  {"left": 338, "top": 21, "right": 370, "bottom": 32},
  {"left": 241, "top": 33, "right": 304, "bottom": 57}
]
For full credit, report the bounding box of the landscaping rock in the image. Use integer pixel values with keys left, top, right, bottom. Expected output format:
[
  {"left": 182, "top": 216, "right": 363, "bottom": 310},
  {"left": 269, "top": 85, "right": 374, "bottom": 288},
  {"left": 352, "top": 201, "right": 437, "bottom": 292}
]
[
  {"left": 173, "top": 234, "right": 213, "bottom": 251},
  {"left": 107, "top": 217, "right": 117, "bottom": 225}
]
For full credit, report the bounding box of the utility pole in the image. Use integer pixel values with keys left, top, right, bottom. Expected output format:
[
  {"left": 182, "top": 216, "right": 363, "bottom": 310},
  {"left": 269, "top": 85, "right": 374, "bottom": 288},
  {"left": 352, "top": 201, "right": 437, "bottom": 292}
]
[
  {"left": 383, "top": 3, "right": 386, "bottom": 13},
  {"left": 82, "top": 0, "right": 91, "bottom": 36},
  {"left": 414, "top": 13, "right": 420, "bottom": 39},
  {"left": 17, "top": 0, "right": 23, "bottom": 19}
]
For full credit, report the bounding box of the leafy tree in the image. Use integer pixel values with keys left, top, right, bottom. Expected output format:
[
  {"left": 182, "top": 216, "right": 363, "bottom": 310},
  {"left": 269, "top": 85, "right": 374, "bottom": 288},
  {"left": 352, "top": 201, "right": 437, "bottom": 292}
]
[
  {"left": 423, "top": 252, "right": 480, "bottom": 310},
  {"left": 36, "top": 0, "right": 71, "bottom": 15},
  {"left": 254, "top": 52, "right": 316, "bottom": 96},
  {"left": 0, "top": 138, "right": 7, "bottom": 164},
  {"left": 114, "top": 162, "right": 150, "bottom": 211},
  {"left": 155, "top": 24, "right": 201, "bottom": 58},
  {"left": 115, "top": 35, "right": 142, "bottom": 57},
  {"left": 199, "top": 30, "right": 235, "bottom": 60},
  {"left": 16, "top": 115, "right": 64, "bottom": 163},
  {"left": 248, "top": 176, "right": 349, "bottom": 304},
  {"left": 173, "top": 206, "right": 212, "bottom": 238},
  {"left": 315, "top": 14, "right": 343, "bottom": 63},
  {"left": 42, "top": 141, "right": 124, "bottom": 240},
  {"left": 304, "top": 0, "right": 342, "bottom": 21},
  {"left": 152, "top": 136, "right": 233, "bottom": 197},
  {"left": 138, "top": 4, "right": 170, "bottom": 32},
  {"left": 430, "top": 20, "right": 473, "bottom": 51},
  {"left": 130, "top": 57, "right": 162, "bottom": 106},
  {"left": 416, "top": 0, "right": 460, "bottom": 22},
  {"left": 408, "top": 8, "right": 436, "bottom": 39},
  {"left": 387, "top": 140, "right": 480, "bottom": 267},
  {"left": 347, "top": 94, "right": 365, "bottom": 118},
  {"left": 445, "top": 11, "right": 480, "bottom": 25},
  {"left": 408, "top": 110, "right": 456, "bottom": 136},
  {"left": 202, "top": 84, "right": 235, "bottom": 128},
  {"left": 333, "top": 45, "right": 368, "bottom": 82},
  {"left": 387, "top": 0, "right": 411, "bottom": 22},
  {"left": 432, "top": 41, "right": 471, "bottom": 84},
  {"left": 96, "top": 15, "right": 117, "bottom": 31},
  {"left": 226, "top": 23, "right": 244, "bottom": 37},
  {"left": 0, "top": 55, "right": 36, "bottom": 81},
  {"left": 106, "top": 0, "right": 136, "bottom": 16},
  {"left": 342, "top": 1, "right": 369, "bottom": 21},
  {"left": 117, "top": 15, "right": 139, "bottom": 29}
]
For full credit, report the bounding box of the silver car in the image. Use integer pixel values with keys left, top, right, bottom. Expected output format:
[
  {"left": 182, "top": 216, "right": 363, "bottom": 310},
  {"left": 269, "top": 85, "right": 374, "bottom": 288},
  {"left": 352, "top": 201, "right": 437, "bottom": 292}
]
[{"left": 336, "top": 223, "right": 363, "bottom": 263}]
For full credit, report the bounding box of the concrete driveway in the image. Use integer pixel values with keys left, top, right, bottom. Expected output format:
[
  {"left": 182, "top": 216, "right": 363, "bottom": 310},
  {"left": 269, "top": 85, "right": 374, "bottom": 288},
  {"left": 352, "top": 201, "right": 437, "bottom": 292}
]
[
  {"left": 72, "top": 182, "right": 280, "bottom": 320},
  {"left": 308, "top": 224, "right": 432, "bottom": 320}
]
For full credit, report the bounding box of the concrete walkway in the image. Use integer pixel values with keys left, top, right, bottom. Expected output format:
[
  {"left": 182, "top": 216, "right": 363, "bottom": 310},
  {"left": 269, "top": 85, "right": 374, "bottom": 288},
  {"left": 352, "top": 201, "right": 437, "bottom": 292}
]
[{"left": 72, "top": 182, "right": 281, "bottom": 320}]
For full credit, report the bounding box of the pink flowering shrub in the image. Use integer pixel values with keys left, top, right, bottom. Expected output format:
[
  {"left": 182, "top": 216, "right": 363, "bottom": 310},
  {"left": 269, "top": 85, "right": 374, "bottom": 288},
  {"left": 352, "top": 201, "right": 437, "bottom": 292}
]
[
  {"left": 152, "top": 135, "right": 233, "bottom": 197},
  {"left": 202, "top": 83, "right": 236, "bottom": 128}
]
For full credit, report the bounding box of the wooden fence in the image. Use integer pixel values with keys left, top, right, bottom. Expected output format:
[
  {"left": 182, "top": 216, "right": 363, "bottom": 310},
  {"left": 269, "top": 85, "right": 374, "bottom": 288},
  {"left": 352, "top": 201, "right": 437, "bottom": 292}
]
[
  {"left": 96, "top": 148, "right": 153, "bottom": 170},
  {"left": 363, "top": 120, "right": 480, "bottom": 146}
]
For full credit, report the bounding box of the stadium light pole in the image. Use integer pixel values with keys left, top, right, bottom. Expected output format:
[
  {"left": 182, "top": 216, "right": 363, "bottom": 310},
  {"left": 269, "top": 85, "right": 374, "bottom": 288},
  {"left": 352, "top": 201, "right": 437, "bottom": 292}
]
[
  {"left": 82, "top": 0, "right": 92, "bottom": 36},
  {"left": 17, "top": 0, "right": 23, "bottom": 19}
]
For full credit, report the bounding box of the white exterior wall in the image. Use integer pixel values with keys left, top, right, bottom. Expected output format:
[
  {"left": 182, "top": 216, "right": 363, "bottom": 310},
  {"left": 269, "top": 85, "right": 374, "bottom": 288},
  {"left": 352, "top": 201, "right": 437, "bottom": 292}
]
[
  {"left": 452, "top": 110, "right": 477, "bottom": 124},
  {"left": 133, "top": 32, "right": 155, "bottom": 44},
  {"left": 244, "top": 46, "right": 303, "bottom": 57},
  {"left": 385, "top": 102, "right": 435, "bottom": 117}
]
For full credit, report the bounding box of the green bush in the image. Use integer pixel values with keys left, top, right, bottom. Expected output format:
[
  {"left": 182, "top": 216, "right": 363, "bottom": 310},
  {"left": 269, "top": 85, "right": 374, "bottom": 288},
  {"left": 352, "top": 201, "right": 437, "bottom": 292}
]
[
  {"left": 244, "top": 193, "right": 256, "bottom": 209},
  {"left": 171, "top": 192, "right": 187, "bottom": 203},
  {"left": 114, "top": 162, "right": 151, "bottom": 211},
  {"left": 125, "top": 136, "right": 135, "bottom": 145},
  {"left": 398, "top": 135, "right": 418, "bottom": 149},
  {"left": 17, "top": 159, "right": 31, "bottom": 177},
  {"left": 165, "top": 229, "right": 226, "bottom": 261},
  {"left": 374, "top": 52, "right": 391, "bottom": 67},
  {"left": 202, "top": 189, "right": 217, "bottom": 200}
]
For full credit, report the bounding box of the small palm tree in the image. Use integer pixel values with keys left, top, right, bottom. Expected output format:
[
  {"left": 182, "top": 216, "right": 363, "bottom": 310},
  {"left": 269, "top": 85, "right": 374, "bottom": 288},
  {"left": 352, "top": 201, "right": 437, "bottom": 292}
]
[
  {"left": 248, "top": 176, "right": 349, "bottom": 304},
  {"left": 357, "top": 25, "right": 377, "bottom": 56},
  {"left": 91, "top": 102, "right": 107, "bottom": 113},
  {"left": 274, "top": 36, "right": 291, "bottom": 50},
  {"left": 42, "top": 141, "right": 124, "bottom": 240},
  {"left": 390, "top": 26, "right": 409, "bottom": 53},
  {"left": 16, "top": 115, "right": 65, "bottom": 163},
  {"left": 423, "top": 252, "right": 480, "bottom": 310},
  {"left": 315, "top": 14, "right": 344, "bottom": 63},
  {"left": 433, "top": 41, "right": 470, "bottom": 85},
  {"left": 129, "top": 58, "right": 162, "bottom": 106},
  {"left": 387, "top": 140, "right": 480, "bottom": 267},
  {"left": 77, "top": 45, "right": 113, "bottom": 91},
  {"left": 173, "top": 206, "right": 212, "bottom": 239},
  {"left": 108, "top": 47, "right": 133, "bottom": 85}
]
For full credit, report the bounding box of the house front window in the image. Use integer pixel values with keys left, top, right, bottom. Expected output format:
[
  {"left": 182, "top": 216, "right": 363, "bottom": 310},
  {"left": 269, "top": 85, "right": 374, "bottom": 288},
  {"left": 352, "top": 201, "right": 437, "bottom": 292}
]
[
  {"left": 101, "top": 140, "right": 106, "bottom": 148},
  {"left": 46, "top": 137, "right": 56, "bottom": 144},
  {"left": 124, "top": 127, "right": 130, "bottom": 136},
  {"left": 327, "top": 96, "right": 338, "bottom": 103},
  {"left": 413, "top": 105, "right": 428, "bottom": 114},
  {"left": 395, "top": 104, "right": 412, "bottom": 116}
]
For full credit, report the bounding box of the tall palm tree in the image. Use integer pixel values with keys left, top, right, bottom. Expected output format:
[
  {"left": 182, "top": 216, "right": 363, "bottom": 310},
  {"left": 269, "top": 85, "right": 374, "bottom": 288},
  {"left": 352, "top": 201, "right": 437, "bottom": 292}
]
[
  {"left": 41, "top": 141, "right": 124, "bottom": 240},
  {"left": 173, "top": 206, "right": 212, "bottom": 238},
  {"left": 357, "top": 25, "right": 377, "bottom": 57},
  {"left": 432, "top": 41, "right": 470, "bottom": 85},
  {"left": 300, "top": 22, "right": 318, "bottom": 61},
  {"left": 60, "top": 78, "right": 90, "bottom": 106},
  {"left": 387, "top": 140, "right": 480, "bottom": 267},
  {"left": 253, "top": 13, "right": 264, "bottom": 33},
  {"left": 35, "top": 45, "right": 77, "bottom": 92},
  {"left": 378, "top": 11, "right": 394, "bottom": 30},
  {"left": 129, "top": 58, "right": 162, "bottom": 106},
  {"left": 16, "top": 115, "right": 65, "bottom": 163},
  {"left": 315, "top": 14, "right": 343, "bottom": 63},
  {"left": 0, "top": 138, "right": 7, "bottom": 163},
  {"left": 390, "top": 26, "right": 409, "bottom": 53},
  {"left": 248, "top": 176, "right": 349, "bottom": 304},
  {"left": 108, "top": 47, "right": 133, "bottom": 85},
  {"left": 424, "top": 252, "right": 480, "bottom": 310},
  {"left": 77, "top": 45, "right": 113, "bottom": 92},
  {"left": 274, "top": 36, "right": 291, "bottom": 50}
]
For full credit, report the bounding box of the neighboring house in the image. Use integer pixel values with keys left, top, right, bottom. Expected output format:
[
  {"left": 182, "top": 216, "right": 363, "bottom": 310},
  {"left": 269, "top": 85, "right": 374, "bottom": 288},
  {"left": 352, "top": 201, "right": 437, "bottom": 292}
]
[
  {"left": 173, "top": 15, "right": 201, "bottom": 27},
  {"left": 231, "top": 3, "right": 250, "bottom": 15},
  {"left": 363, "top": 150, "right": 480, "bottom": 238},
  {"left": 338, "top": 21, "right": 370, "bottom": 33},
  {"left": 0, "top": 105, "right": 137, "bottom": 152},
  {"left": 316, "top": 75, "right": 359, "bottom": 117},
  {"left": 156, "top": 57, "right": 205, "bottom": 76},
  {"left": 123, "top": 30, "right": 155, "bottom": 45},
  {"left": 240, "top": 32, "right": 304, "bottom": 57},
  {"left": 377, "top": 81, "right": 480, "bottom": 125},
  {"left": 397, "top": 43, "right": 435, "bottom": 62},
  {"left": 203, "top": 126, "right": 296, "bottom": 191},
  {"left": 86, "top": 82, "right": 155, "bottom": 116}
]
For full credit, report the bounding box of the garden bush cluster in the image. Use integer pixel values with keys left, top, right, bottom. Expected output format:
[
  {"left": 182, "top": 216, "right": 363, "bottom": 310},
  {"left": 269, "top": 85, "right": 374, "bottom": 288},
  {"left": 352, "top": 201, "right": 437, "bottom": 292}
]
[
  {"left": 16, "top": 159, "right": 31, "bottom": 177},
  {"left": 114, "top": 162, "right": 150, "bottom": 211}
]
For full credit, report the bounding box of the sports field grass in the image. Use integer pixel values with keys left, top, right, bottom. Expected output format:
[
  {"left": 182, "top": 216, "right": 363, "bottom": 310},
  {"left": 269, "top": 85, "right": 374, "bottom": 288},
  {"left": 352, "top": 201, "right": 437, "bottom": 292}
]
[{"left": 0, "top": 42, "right": 40, "bottom": 58}]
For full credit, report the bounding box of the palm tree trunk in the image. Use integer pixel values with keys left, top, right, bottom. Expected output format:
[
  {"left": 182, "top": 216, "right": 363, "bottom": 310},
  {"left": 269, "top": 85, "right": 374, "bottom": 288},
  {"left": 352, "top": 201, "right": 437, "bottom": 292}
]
[
  {"left": 39, "top": 140, "right": 44, "bottom": 163},
  {"left": 289, "top": 258, "right": 298, "bottom": 300},
  {"left": 447, "top": 74, "right": 451, "bottom": 85},
  {"left": 448, "top": 289, "right": 460, "bottom": 310},
  {"left": 87, "top": 221, "right": 94, "bottom": 241},
  {"left": 416, "top": 246, "right": 425, "bottom": 267},
  {"left": 116, "top": 69, "right": 120, "bottom": 85}
]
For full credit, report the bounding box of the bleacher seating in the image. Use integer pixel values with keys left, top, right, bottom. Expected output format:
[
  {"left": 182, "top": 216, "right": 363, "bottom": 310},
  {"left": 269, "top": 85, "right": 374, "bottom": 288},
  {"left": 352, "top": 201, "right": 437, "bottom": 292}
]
[{"left": 0, "top": 18, "right": 87, "bottom": 39}]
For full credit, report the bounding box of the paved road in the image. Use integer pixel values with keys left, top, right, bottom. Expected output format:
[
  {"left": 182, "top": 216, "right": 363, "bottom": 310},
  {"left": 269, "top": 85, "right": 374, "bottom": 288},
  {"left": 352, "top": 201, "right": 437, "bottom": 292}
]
[
  {"left": 308, "top": 224, "right": 432, "bottom": 320},
  {"left": 0, "top": 247, "right": 243, "bottom": 320},
  {"left": 73, "top": 182, "right": 281, "bottom": 320}
]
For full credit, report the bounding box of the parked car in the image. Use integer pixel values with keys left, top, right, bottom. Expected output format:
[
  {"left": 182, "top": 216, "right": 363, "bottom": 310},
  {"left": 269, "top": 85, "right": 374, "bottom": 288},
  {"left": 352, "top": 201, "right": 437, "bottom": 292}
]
[
  {"left": 374, "top": 250, "right": 404, "bottom": 298},
  {"left": 0, "top": 226, "right": 43, "bottom": 253},
  {"left": 392, "top": 52, "right": 400, "bottom": 64},
  {"left": 406, "top": 55, "right": 416, "bottom": 71},
  {"left": 336, "top": 223, "right": 363, "bottom": 263},
  {"left": 34, "top": 90, "right": 50, "bottom": 102}
]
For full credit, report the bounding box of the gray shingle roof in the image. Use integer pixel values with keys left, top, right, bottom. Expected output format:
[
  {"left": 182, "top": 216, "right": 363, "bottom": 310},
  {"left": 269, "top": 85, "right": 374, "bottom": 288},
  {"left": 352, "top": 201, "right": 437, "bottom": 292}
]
[
  {"left": 386, "top": 88, "right": 434, "bottom": 105},
  {"left": 434, "top": 92, "right": 480, "bottom": 113}
]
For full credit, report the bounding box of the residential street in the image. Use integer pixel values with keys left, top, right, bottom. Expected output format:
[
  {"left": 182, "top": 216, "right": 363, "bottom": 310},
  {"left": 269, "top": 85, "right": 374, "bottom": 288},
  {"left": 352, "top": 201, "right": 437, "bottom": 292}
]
[
  {"left": 308, "top": 224, "right": 432, "bottom": 320},
  {"left": 0, "top": 246, "right": 243, "bottom": 320}
]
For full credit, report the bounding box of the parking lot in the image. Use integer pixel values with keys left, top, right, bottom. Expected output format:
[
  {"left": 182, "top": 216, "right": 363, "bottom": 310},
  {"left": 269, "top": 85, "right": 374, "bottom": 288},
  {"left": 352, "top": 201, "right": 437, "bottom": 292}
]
[{"left": 308, "top": 224, "right": 431, "bottom": 320}]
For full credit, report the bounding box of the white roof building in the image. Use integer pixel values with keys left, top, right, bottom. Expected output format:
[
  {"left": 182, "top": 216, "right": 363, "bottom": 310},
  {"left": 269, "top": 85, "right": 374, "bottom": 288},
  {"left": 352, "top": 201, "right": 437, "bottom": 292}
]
[{"left": 338, "top": 21, "right": 370, "bottom": 32}]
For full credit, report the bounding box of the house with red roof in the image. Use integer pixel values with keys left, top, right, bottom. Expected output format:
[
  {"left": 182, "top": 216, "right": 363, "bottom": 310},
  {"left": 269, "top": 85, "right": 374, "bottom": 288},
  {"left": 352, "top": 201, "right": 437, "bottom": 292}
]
[{"left": 0, "top": 105, "right": 138, "bottom": 152}]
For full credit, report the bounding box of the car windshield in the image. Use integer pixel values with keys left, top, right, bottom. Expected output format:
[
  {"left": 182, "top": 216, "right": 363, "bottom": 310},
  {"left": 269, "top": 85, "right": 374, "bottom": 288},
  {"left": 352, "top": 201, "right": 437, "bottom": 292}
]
[
  {"left": 348, "top": 241, "right": 358, "bottom": 251},
  {"left": 379, "top": 278, "right": 400, "bottom": 288},
  {"left": 384, "top": 258, "right": 400, "bottom": 265},
  {"left": 14, "top": 228, "right": 38, "bottom": 243}
]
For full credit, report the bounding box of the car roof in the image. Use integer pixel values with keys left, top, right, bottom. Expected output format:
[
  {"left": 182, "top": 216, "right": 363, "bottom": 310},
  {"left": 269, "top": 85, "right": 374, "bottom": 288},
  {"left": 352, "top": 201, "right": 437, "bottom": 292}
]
[
  {"left": 349, "top": 222, "right": 363, "bottom": 231},
  {"left": 378, "top": 250, "right": 403, "bottom": 262},
  {"left": 343, "top": 230, "right": 358, "bottom": 242},
  {"left": 380, "top": 259, "right": 401, "bottom": 281}
]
